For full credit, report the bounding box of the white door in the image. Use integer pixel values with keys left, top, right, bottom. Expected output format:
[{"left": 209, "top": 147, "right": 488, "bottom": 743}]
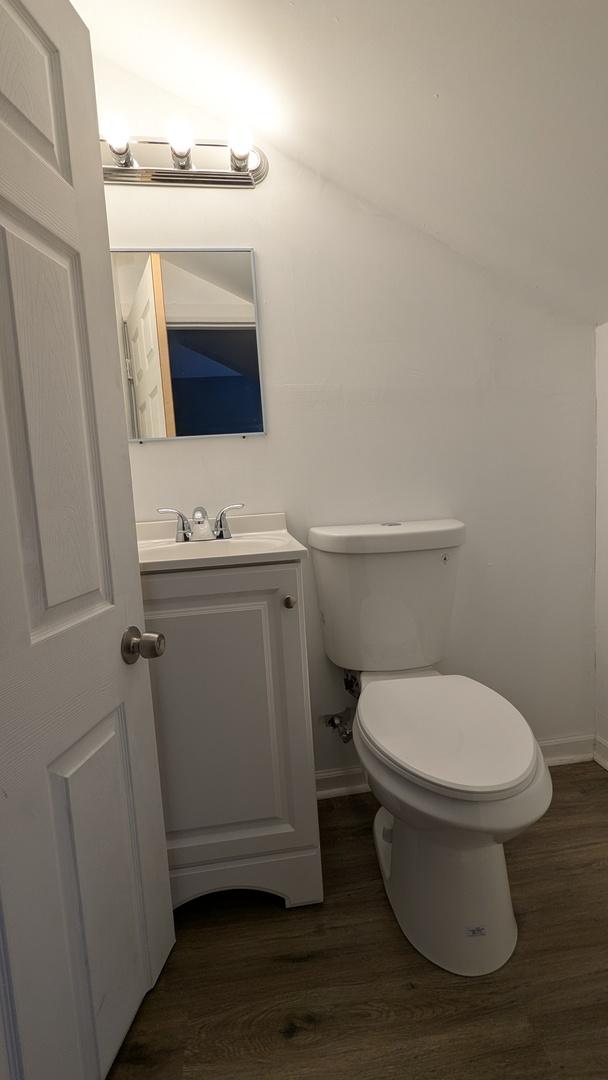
[
  {"left": 126, "top": 255, "right": 175, "bottom": 438},
  {"left": 0, "top": 2, "right": 174, "bottom": 1078}
]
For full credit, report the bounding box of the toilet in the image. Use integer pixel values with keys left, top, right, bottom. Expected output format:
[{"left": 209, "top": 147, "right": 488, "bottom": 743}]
[{"left": 308, "top": 519, "right": 552, "bottom": 976}]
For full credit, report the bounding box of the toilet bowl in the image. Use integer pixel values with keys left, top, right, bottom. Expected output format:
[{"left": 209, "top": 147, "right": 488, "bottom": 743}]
[
  {"left": 308, "top": 518, "right": 553, "bottom": 975},
  {"left": 354, "top": 672, "right": 552, "bottom": 976}
]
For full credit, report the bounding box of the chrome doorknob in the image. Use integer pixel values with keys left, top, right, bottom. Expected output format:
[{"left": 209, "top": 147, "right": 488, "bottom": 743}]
[
  {"left": 283, "top": 595, "right": 297, "bottom": 609},
  {"left": 121, "top": 625, "right": 166, "bottom": 665}
]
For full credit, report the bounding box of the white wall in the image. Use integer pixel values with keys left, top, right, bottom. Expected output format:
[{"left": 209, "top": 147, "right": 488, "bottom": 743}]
[
  {"left": 76, "top": 0, "right": 608, "bottom": 324},
  {"left": 96, "top": 63, "right": 597, "bottom": 773}
]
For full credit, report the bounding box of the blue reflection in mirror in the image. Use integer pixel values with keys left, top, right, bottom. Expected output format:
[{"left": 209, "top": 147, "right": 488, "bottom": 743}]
[{"left": 167, "top": 326, "right": 263, "bottom": 436}]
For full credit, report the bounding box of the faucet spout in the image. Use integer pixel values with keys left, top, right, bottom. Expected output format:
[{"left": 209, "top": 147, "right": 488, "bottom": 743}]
[{"left": 191, "top": 506, "right": 215, "bottom": 542}]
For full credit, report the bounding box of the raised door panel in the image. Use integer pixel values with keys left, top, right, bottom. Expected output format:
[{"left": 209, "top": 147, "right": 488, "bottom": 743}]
[
  {"left": 142, "top": 563, "right": 320, "bottom": 870},
  {"left": 127, "top": 258, "right": 166, "bottom": 439},
  {"left": 0, "top": 694, "right": 155, "bottom": 1079},
  {"left": 0, "top": 0, "right": 70, "bottom": 180},
  {"left": 48, "top": 710, "right": 149, "bottom": 1077},
  {"left": 148, "top": 604, "right": 283, "bottom": 832},
  {"left": 0, "top": 219, "right": 112, "bottom": 638}
]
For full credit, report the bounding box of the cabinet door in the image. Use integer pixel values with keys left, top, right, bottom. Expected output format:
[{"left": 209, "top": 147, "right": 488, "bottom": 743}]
[{"left": 141, "top": 563, "right": 320, "bottom": 878}]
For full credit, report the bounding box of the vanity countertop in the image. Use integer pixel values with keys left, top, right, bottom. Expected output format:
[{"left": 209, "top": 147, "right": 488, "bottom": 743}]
[{"left": 137, "top": 512, "right": 307, "bottom": 573}]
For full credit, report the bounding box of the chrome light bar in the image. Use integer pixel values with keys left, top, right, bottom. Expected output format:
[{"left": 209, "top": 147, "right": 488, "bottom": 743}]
[{"left": 100, "top": 136, "right": 269, "bottom": 188}]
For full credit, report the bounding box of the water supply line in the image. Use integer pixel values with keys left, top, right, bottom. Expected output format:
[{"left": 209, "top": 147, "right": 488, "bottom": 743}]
[{"left": 323, "top": 670, "right": 361, "bottom": 744}]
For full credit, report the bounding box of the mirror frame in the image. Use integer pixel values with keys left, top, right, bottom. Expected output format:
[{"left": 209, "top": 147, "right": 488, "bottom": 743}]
[{"left": 111, "top": 246, "right": 266, "bottom": 443}]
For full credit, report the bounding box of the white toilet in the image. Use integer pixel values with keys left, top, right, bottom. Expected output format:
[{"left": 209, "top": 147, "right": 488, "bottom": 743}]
[{"left": 308, "top": 519, "right": 552, "bottom": 976}]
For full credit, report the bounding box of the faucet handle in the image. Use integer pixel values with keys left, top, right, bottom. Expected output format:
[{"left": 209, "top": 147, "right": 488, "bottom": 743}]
[
  {"left": 214, "top": 503, "right": 245, "bottom": 540},
  {"left": 157, "top": 507, "right": 193, "bottom": 543}
]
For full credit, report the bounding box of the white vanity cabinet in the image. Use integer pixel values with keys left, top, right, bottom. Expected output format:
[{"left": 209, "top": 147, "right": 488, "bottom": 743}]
[{"left": 141, "top": 555, "right": 323, "bottom": 908}]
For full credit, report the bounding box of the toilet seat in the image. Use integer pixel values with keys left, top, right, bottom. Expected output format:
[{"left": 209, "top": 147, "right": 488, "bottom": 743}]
[{"left": 356, "top": 674, "right": 537, "bottom": 801}]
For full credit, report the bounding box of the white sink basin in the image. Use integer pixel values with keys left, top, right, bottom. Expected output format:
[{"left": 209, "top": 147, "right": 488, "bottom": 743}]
[{"left": 137, "top": 513, "right": 306, "bottom": 572}]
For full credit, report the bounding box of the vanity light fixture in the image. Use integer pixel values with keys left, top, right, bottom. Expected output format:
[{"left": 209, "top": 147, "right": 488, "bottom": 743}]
[{"left": 100, "top": 131, "right": 269, "bottom": 188}]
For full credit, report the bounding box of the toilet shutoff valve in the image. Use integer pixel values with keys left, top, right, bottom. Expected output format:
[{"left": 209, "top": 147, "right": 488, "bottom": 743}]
[{"left": 324, "top": 706, "right": 355, "bottom": 743}]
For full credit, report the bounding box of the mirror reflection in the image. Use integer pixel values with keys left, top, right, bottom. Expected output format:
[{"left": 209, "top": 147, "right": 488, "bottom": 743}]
[{"left": 111, "top": 249, "right": 264, "bottom": 440}]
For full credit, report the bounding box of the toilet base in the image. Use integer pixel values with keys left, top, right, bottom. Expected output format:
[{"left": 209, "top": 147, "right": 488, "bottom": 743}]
[{"left": 373, "top": 807, "right": 518, "bottom": 976}]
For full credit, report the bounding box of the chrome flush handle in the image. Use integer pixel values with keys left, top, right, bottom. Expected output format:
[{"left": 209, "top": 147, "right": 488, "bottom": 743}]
[
  {"left": 157, "top": 507, "right": 193, "bottom": 542},
  {"left": 214, "top": 503, "right": 245, "bottom": 540}
]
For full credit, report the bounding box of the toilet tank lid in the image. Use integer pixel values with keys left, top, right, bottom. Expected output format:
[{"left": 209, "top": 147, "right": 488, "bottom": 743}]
[{"left": 307, "top": 519, "right": 465, "bottom": 554}]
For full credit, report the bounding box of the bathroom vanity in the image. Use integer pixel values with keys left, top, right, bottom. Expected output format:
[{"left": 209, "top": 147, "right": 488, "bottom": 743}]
[{"left": 137, "top": 513, "right": 323, "bottom": 908}]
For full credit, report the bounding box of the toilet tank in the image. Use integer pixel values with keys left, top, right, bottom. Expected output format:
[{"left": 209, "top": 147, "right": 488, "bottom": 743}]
[{"left": 308, "top": 519, "right": 465, "bottom": 672}]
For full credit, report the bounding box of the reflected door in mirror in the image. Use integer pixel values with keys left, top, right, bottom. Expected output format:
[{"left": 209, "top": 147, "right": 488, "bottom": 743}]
[{"left": 111, "top": 249, "right": 264, "bottom": 440}]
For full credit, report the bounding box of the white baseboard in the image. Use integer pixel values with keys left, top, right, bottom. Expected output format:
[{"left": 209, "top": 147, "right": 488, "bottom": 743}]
[
  {"left": 539, "top": 734, "right": 595, "bottom": 766},
  {"left": 316, "top": 735, "right": 597, "bottom": 799},
  {"left": 594, "top": 735, "right": 608, "bottom": 771},
  {"left": 316, "top": 766, "right": 369, "bottom": 799}
]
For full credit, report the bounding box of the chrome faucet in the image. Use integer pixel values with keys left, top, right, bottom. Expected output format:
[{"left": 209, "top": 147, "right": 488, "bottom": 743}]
[
  {"left": 214, "top": 503, "right": 245, "bottom": 540},
  {"left": 157, "top": 503, "right": 244, "bottom": 541},
  {"left": 157, "top": 507, "right": 193, "bottom": 542}
]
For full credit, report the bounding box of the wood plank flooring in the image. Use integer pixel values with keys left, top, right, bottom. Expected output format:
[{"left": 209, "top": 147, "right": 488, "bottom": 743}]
[{"left": 109, "top": 763, "right": 608, "bottom": 1079}]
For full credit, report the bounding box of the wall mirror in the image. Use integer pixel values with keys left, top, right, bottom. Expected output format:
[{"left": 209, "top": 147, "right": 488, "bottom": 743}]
[{"left": 111, "top": 248, "right": 264, "bottom": 440}]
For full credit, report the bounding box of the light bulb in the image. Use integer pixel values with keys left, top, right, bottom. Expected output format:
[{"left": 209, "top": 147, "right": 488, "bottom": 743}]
[
  {"left": 229, "top": 125, "right": 252, "bottom": 172},
  {"left": 103, "top": 115, "right": 130, "bottom": 154},
  {"left": 229, "top": 125, "right": 252, "bottom": 159},
  {"left": 168, "top": 120, "right": 193, "bottom": 158}
]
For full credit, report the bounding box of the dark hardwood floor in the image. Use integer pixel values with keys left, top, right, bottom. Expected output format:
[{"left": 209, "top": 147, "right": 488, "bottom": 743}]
[{"left": 110, "top": 763, "right": 608, "bottom": 1079}]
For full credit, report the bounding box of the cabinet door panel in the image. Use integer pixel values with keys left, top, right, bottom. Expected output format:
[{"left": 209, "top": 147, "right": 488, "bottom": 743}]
[{"left": 142, "top": 563, "right": 320, "bottom": 871}]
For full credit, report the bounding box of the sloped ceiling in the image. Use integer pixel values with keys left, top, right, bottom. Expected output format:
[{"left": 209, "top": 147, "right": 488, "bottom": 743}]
[{"left": 74, "top": 0, "right": 608, "bottom": 323}]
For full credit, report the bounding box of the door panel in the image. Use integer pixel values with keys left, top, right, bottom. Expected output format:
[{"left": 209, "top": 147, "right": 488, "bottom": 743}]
[
  {"left": 0, "top": 1, "right": 174, "bottom": 1077},
  {"left": 149, "top": 598, "right": 287, "bottom": 833},
  {"left": 48, "top": 709, "right": 151, "bottom": 1076},
  {"left": 142, "top": 563, "right": 320, "bottom": 877},
  {"left": 0, "top": 0, "right": 71, "bottom": 179},
  {"left": 0, "top": 218, "right": 112, "bottom": 633},
  {"left": 127, "top": 256, "right": 167, "bottom": 439}
]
